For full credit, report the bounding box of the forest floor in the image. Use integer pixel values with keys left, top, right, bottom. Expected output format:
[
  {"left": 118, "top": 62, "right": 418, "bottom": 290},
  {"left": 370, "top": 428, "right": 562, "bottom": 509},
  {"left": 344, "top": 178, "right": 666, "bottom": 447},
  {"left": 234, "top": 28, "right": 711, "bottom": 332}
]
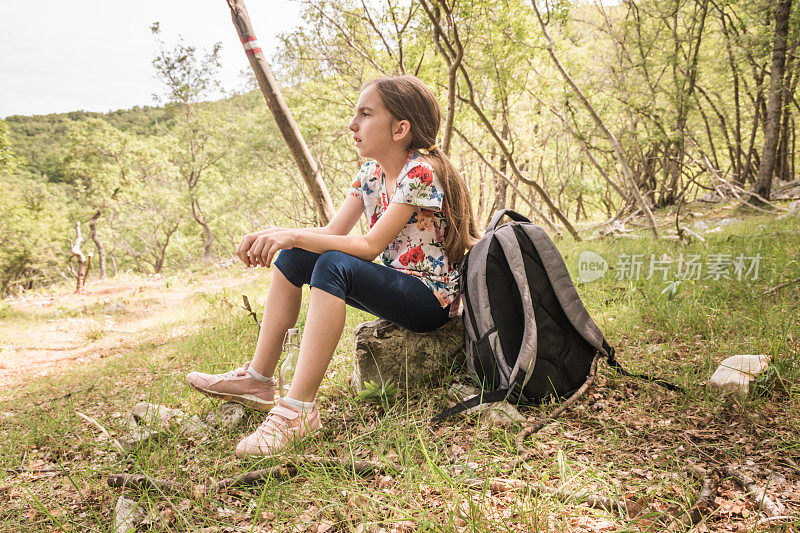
[
  {"left": 1, "top": 198, "right": 799, "bottom": 532},
  {"left": 0, "top": 268, "right": 263, "bottom": 390}
]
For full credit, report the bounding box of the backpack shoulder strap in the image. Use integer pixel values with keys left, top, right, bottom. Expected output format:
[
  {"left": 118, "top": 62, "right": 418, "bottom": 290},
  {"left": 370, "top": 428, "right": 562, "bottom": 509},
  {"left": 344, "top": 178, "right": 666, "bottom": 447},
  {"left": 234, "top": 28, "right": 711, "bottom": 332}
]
[
  {"left": 462, "top": 228, "right": 512, "bottom": 386},
  {"left": 493, "top": 224, "right": 539, "bottom": 398}
]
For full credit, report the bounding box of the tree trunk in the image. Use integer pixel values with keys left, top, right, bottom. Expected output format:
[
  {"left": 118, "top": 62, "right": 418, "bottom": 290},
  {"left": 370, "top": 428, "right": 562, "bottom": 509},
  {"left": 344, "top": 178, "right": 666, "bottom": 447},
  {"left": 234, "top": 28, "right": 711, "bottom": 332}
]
[
  {"left": 225, "top": 0, "right": 335, "bottom": 224},
  {"left": 661, "top": 0, "right": 708, "bottom": 207},
  {"left": 88, "top": 212, "right": 106, "bottom": 280},
  {"left": 720, "top": 11, "right": 744, "bottom": 183},
  {"left": 154, "top": 221, "right": 180, "bottom": 274},
  {"left": 488, "top": 120, "right": 510, "bottom": 220},
  {"left": 742, "top": 77, "right": 765, "bottom": 185},
  {"left": 69, "top": 222, "right": 92, "bottom": 293},
  {"left": 777, "top": 49, "right": 797, "bottom": 182},
  {"left": 191, "top": 197, "right": 215, "bottom": 261},
  {"left": 752, "top": 0, "right": 792, "bottom": 205}
]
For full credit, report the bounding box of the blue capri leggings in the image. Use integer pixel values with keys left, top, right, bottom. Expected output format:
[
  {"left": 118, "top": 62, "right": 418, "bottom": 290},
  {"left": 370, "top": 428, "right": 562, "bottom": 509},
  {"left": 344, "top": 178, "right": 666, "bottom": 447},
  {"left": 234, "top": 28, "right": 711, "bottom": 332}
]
[{"left": 274, "top": 247, "right": 451, "bottom": 333}]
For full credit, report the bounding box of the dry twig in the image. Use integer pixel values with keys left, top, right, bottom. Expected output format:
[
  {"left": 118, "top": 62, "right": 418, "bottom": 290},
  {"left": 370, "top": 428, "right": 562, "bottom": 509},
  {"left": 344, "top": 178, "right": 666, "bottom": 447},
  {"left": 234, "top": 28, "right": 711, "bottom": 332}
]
[
  {"left": 515, "top": 354, "right": 600, "bottom": 447},
  {"left": 721, "top": 465, "right": 785, "bottom": 518},
  {"left": 211, "top": 456, "right": 387, "bottom": 492},
  {"left": 106, "top": 474, "right": 194, "bottom": 495},
  {"left": 107, "top": 456, "right": 389, "bottom": 496},
  {"left": 107, "top": 454, "right": 626, "bottom": 514},
  {"left": 761, "top": 275, "right": 800, "bottom": 295},
  {"left": 681, "top": 464, "right": 719, "bottom": 527},
  {"left": 77, "top": 411, "right": 191, "bottom": 526},
  {"left": 241, "top": 295, "right": 259, "bottom": 325},
  {"left": 7, "top": 467, "right": 72, "bottom": 475}
]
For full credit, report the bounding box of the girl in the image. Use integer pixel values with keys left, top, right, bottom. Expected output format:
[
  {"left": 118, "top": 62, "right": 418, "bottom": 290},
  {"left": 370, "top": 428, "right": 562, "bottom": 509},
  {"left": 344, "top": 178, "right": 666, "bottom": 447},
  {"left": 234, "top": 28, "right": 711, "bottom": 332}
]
[{"left": 187, "top": 75, "right": 480, "bottom": 457}]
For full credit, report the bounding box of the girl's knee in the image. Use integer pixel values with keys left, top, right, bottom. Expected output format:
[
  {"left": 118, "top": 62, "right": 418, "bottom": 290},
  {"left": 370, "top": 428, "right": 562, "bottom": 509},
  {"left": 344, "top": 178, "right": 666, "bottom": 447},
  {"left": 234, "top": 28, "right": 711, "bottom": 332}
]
[
  {"left": 314, "top": 251, "right": 364, "bottom": 279},
  {"left": 314, "top": 250, "right": 352, "bottom": 271},
  {"left": 274, "top": 247, "right": 319, "bottom": 287},
  {"left": 310, "top": 251, "right": 358, "bottom": 296}
]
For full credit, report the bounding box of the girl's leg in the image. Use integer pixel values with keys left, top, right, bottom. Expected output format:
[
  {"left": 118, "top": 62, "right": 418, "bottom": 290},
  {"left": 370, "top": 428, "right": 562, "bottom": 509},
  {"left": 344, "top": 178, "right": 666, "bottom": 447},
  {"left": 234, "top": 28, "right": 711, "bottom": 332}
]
[
  {"left": 235, "top": 249, "right": 450, "bottom": 457},
  {"left": 186, "top": 249, "right": 318, "bottom": 411},
  {"left": 248, "top": 267, "right": 303, "bottom": 378},
  {"left": 285, "top": 288, "right": 346, "bottom": 402},
  {"left": 286, "top": 250, "right": 450, "bottom": 403}
]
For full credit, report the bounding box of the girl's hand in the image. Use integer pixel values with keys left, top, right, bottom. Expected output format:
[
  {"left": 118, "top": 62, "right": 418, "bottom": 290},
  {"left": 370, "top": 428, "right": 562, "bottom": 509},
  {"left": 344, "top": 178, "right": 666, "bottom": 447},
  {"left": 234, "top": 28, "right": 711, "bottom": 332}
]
[
  {"left": 249, "top": 230, "right": 298, "bottom": 268},
  {"left": 237, "top": 227, "right": 286, "bottom": 267},
  {"left": 236, "top": 233, "right": 259, "bottom": 267}
]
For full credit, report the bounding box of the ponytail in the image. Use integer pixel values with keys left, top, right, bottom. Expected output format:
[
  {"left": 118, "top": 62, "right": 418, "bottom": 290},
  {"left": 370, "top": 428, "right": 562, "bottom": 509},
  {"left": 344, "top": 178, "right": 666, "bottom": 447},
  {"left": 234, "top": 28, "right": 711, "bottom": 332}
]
[{"left": 419, "top": 145, "right": 480, "bottom": 263}]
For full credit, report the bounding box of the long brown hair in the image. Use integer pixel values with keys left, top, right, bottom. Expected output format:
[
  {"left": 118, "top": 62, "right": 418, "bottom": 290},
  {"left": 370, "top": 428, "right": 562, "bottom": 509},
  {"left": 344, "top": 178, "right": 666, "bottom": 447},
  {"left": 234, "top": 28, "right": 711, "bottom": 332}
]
[{"left": 363, "top": 75, "right": 481, "bottom": 263}]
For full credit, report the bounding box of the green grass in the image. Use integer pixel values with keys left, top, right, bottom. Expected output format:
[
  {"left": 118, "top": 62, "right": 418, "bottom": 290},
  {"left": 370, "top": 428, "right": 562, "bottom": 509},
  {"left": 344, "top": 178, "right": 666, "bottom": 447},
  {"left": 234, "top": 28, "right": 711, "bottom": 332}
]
[{"left": 1, "top": 202, "right": 799, "bottom": 531}]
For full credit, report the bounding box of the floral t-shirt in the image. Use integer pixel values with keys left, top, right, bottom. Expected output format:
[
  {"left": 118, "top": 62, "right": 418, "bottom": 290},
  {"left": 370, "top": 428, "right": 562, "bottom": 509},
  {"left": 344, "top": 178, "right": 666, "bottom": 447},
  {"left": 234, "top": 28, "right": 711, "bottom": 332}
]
[{"left": 347, "top": 151, "right": 460, "bottom": 317}]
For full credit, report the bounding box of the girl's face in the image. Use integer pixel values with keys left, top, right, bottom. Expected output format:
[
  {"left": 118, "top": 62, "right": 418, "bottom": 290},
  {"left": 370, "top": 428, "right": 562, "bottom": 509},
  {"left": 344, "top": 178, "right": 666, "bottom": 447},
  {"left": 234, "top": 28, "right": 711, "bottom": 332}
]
[{"left": 348, "top": 85, "right": 409, "bottom": 159}]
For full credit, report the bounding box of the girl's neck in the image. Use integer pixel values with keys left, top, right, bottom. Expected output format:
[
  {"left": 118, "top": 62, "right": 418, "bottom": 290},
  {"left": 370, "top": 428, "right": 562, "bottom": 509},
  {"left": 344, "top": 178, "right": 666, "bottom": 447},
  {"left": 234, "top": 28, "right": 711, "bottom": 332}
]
[{"left": 375, "top": 147, "right": 411, "bottom": 181}]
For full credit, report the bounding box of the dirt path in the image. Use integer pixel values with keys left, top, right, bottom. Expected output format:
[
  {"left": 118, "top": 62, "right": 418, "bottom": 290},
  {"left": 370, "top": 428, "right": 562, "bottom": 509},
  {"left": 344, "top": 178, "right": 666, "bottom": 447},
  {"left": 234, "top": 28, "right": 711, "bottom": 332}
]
[{"left": 0, "top": 268, "right": 264, "bottom": 390}]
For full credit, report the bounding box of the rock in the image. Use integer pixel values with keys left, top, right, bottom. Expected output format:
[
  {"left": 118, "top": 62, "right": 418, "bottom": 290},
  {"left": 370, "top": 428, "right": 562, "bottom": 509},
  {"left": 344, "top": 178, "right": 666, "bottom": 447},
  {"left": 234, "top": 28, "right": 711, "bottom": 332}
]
[
  {"left": 119, "top": 427, "right": 167, "bottom": 452},
  {"left": 179, "top": 414, "right": 209, "bottom": 437},
  {"left": 114, "top": 497, "right": 146, "bottom": 533},
  {"left": 131, "top": 402, "right": 187, "bottom": 427},
  {"left": 450, "top": 462, "right": 480, "bottom": 476},
  {"left": 447, "top": 383, "right": 479, "bottom": 402},
  {"left": 447, "top": 382, "right": 526, "bottom": 425},
  {"left": 714, "top": 217, "right": 742, "bottom": 228},
  {"left": 699, "top": 192, "right": 722, "bottom": 203},
  {"left": 102, "top": 302, "right": 128, "bottom": 315},
  {"left": 126, "top": 402, "right": 208, "bottom": 442},
  {"left": 709, "top": 354, "right": 771, "bottom": 394},
  {"left": 206, "top": 402, "right": 247, "bottom": 429},
  {"left": 464, "top": 399, "right": 527, "bottom": 425},
  {"left": 778, "top": 200, "right": 800, "bottom": 219},
  {"left": 351, "top": 317, "right": 465, "bottom": 391},
  {"left": 692, "top": 220, "right": 710, "bottom": 231},
  {"left": 124, "top": 413, "right": 138, "bottom": 430},
  {"left": 592, "top": 220, "right": 641, "bottom": 240},
  {"left": 483, "top": 402, "right": 527, "bottom": 425}
]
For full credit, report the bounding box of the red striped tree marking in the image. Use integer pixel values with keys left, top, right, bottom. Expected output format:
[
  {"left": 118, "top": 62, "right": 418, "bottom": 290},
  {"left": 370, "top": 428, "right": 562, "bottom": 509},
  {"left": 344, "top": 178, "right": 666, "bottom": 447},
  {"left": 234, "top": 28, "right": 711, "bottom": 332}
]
[{"left": 240, "top": 35, "right": 262, "bottom": 56}]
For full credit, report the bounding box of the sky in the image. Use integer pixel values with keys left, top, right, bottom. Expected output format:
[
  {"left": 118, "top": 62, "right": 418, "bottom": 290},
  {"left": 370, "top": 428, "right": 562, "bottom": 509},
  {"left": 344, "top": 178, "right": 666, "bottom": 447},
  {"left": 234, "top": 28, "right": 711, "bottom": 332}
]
[{"left": 0, "top": 0, "right": 304, "bottom": 118}]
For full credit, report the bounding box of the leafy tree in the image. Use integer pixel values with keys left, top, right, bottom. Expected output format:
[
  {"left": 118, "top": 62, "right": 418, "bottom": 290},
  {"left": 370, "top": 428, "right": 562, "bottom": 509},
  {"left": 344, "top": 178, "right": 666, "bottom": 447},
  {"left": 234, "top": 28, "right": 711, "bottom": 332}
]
[
  {"left": 62, "top": 118, "right": 136, "bottom": 278},
  {"left": 105, "top": 136, "right": 185, "bottom": 274},
  {"left": 0, "top": 173, "right": 74, "bottom": 295},
  {"left": 0, "top": 120, "right": 21, "bottom": 173},
  {"left": 151, "top": 23, "right": 234, "bottom": 260}
]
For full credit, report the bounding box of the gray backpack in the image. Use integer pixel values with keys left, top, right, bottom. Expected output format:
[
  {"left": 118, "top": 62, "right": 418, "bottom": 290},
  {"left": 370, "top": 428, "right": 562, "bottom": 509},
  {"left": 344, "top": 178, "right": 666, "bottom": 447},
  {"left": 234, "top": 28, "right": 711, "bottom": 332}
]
[{"left": 435, "top": 210, "right": 675, "bottom": 421}]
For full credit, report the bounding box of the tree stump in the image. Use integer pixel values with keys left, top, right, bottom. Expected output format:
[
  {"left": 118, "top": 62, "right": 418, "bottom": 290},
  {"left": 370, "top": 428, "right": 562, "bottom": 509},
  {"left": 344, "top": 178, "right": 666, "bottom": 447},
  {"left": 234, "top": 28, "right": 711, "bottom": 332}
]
[{"left": 350, "top": 317, "right": 466, "bottom": 391}]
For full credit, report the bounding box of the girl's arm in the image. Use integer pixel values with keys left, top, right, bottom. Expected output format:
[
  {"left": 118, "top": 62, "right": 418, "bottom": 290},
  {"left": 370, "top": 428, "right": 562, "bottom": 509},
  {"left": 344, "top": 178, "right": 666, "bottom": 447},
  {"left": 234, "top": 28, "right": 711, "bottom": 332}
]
[
  {"left": 305, "top": 194, "right": 365, "bottom": 237},
  {"left": 238, "top": 194, "right": 366, "bottom": 267},
  {"left": 249, "top": 200, "right": 416, "bottom": 267}
]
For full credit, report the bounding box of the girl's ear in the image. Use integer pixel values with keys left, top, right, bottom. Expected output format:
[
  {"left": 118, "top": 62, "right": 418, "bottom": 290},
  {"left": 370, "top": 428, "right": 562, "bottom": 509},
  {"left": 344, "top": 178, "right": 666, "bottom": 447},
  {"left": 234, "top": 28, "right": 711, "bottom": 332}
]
[{"left": 391, "top": 119, "right": 412, "bottom": 144}]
